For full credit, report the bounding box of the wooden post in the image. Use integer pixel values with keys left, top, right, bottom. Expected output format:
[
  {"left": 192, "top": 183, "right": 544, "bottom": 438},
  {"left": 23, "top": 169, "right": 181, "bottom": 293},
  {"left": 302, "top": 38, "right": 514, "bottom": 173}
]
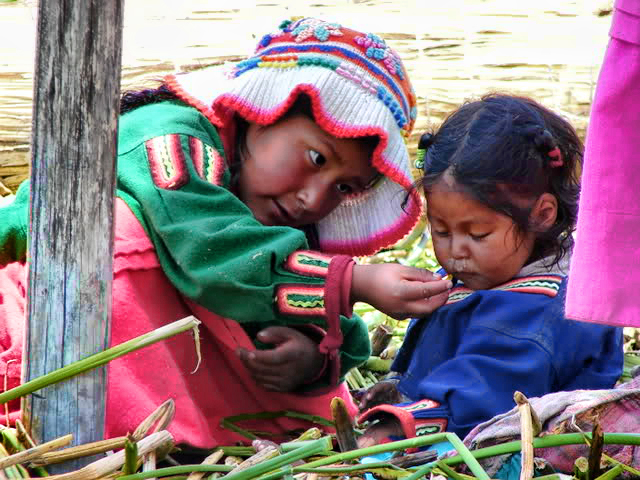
[{"left": 24, "top": 0, "right": 124, "bottom": 470}]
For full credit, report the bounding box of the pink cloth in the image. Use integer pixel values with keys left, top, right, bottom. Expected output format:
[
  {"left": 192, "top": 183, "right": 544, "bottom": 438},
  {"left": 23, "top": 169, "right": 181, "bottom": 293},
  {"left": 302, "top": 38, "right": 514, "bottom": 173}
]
[
  {"left": 566, "top": 0, "right": 640, "bottom": 326},
  {"left": 0, "top": 198, "right": 357, "bottom": 447},
  {"left": 0, "top": 262, "right": 26, "bottom": 426}
]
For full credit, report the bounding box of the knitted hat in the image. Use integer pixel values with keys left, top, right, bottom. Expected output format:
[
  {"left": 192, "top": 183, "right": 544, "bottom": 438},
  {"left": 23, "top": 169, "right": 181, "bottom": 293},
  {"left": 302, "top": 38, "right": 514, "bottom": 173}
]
[{"left": 166, "top": 17, "right": 422, "bottom": 256}]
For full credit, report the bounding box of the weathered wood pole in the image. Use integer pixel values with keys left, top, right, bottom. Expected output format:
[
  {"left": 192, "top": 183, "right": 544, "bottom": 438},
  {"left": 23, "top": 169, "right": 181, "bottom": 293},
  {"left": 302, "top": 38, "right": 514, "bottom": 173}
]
[{"left": 24, "top": 0, "right": 124, "bottom": 469}]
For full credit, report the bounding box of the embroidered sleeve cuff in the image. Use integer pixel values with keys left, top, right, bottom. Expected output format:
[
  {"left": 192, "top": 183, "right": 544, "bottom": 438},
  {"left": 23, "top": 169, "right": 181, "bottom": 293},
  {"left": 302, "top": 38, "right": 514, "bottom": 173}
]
[
  {"left": 358, "top": 399, "right": 448, "bottom": 440},
  {"left": 275, "top": 251, "right": 338, "bottom": 319},
  {"left": 283, "top": 250, "right": 335, "bottom": 278},
  {"left": 359, "top": 404, "right": 417, "bottom": 439},
  {"left": 276, "top": 251, "right": 354, "bottom": 316},
  {"left": 275, "top": 252, "right": 355, "bottom": 386}
]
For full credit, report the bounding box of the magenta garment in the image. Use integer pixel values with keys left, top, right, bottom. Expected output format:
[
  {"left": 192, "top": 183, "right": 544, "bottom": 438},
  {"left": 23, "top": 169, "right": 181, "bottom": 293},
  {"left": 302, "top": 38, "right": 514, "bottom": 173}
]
[{"left": 566, "top": 0, "right": 640, "bottom": 326}]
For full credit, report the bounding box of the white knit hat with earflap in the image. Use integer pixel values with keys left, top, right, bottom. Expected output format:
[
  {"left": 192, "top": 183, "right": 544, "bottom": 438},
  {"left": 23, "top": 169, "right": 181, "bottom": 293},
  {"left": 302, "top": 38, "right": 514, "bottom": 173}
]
[{"left": 166, "top": 17, "right": 422, "bottom": 257}]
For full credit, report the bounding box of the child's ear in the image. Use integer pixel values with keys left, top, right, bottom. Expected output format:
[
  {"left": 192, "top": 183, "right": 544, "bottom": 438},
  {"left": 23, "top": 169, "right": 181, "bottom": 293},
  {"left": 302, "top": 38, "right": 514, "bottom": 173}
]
[{"left": 530, "top": 193, "right": 558, "bottom": 232}]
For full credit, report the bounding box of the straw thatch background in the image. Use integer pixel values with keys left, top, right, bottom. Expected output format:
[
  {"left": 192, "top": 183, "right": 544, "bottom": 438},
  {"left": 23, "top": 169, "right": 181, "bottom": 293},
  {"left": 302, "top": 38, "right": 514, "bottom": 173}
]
[{"left": 0, "top": 0, "right": 614, "bottom": 195}]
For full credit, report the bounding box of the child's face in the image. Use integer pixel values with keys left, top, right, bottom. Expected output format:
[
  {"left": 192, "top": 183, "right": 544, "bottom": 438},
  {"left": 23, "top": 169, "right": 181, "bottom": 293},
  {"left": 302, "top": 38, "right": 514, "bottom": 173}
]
[
  {"left": 425, "top": 174, "right": 536, "bottom": 290},
  {"left": 237, "top": 113, "right": 377, "bottom": 227}
]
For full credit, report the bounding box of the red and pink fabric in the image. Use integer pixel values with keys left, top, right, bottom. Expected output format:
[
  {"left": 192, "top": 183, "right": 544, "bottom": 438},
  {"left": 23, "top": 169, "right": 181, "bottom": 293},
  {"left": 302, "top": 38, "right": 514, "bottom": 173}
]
[
  {"left": 0, "top": 199, "right": 357, "bottom": 447},
  {"left": 566, "top": 0, "right": 640, "bottom": 326}
]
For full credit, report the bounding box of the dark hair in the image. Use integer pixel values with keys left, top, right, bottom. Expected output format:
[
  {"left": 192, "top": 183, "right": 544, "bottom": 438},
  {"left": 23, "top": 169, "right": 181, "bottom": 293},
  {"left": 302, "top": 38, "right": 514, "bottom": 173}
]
[
  {"left": 120, "top": 82, "right": 179, "bottom": 114},
  {"left": 420, "top": 93, "right": 582, "bottom": 267}
]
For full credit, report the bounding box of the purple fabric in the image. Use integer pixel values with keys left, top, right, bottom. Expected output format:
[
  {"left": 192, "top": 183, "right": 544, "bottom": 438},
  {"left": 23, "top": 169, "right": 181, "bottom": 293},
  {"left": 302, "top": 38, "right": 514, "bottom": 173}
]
[{"left": 566, "top": 0, "right": 640, "bottom": 326}]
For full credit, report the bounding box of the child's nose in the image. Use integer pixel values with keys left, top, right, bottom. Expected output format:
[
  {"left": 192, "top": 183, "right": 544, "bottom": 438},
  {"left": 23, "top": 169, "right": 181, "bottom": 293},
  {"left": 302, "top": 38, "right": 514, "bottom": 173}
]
[
  {"left": 298, "top": 183, "right": 337, "bottom": 218},
  {"left": 450, "top": 235, "right": 469, "bottom": 259}
]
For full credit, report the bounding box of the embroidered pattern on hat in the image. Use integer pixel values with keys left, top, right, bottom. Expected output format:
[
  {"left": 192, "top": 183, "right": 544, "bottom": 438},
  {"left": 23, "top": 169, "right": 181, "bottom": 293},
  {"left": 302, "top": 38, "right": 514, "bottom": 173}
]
[
  {"left": 446, "top": 274, "right": 564, "bottom": 305},
  {"left": 235, "top": 47, "right": 410, "bottom": 132},
  {"left": 291, "top": 18, "right": 343, "bottom": 42},
  {"left": 335, "top": 61, "right": 378, "bottom": 95},
  {"left": 145, "top": 134, "right": 189, "bottom": 190},
  {"left": 189, "top": 137, "right": 225, "bottom": 186},
  {"left": 276, "top": 285, "right": 326, "bottom": 317},
  {"left": 284, "top": 250, "right": 333, "bottom": 278},
  {"left": 354, "top": 33, "right": 405, "bottom": 79}
]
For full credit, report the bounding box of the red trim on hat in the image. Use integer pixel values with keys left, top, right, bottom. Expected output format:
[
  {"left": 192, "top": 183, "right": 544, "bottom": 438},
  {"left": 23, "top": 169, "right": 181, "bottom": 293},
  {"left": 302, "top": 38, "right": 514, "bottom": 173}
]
[
  {"left": 213, "top": 84, "right": 410, "bottom": 184},
  {"left": 165, "top": 74, "right": 223, "bottom": 127}
]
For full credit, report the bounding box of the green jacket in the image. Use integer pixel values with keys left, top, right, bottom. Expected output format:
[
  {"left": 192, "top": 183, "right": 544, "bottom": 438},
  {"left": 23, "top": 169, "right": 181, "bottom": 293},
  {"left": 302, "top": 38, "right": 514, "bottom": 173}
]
[{"left": 0, "top": 101, "right": 371, "bottom": 386}]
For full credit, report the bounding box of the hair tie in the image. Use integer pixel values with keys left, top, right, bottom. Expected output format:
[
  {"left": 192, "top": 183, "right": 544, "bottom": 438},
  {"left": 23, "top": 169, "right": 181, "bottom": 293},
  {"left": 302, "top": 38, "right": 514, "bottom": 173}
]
[
  {"left": 415, "top": 132, "right": 435, "bottom": 170},
  {"left": 548, "top": 147, "right": 563, "bottom": 168}
]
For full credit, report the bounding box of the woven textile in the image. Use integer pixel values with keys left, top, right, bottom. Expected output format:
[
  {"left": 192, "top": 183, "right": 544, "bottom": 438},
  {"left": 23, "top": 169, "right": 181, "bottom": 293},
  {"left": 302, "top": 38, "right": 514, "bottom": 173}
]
[{"left": 462, "top": 377, "right": 640, "bottom": 475}]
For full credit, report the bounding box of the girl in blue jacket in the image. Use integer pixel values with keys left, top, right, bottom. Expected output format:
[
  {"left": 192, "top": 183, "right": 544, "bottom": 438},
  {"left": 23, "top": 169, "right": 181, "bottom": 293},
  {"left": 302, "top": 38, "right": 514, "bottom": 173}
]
[{"left": 358, "top": 94, "right": 623, "bottom": 445}]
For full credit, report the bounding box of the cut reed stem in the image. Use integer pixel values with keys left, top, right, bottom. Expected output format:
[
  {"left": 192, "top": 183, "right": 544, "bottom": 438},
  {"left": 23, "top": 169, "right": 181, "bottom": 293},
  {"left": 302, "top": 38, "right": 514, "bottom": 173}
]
[{"left": 0, "top": 317, "right": 201, "bottom": 406}]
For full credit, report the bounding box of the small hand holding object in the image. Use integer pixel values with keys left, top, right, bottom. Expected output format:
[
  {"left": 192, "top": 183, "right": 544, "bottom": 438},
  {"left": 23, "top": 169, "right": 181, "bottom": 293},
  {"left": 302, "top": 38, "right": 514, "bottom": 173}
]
[
  {"left": 352, "top": 264, "right": 452, "bottom": 319},
  {"left": 236, "top": 326, "right": 325, "bottom": 392},
  {"left": 358, "top": 380, "right": 404, "bottom": 412}
]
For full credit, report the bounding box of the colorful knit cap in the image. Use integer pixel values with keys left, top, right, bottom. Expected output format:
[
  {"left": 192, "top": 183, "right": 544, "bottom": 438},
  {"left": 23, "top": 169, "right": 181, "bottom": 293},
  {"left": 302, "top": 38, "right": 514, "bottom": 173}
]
[{"left": 166, "top": 17, "right": 422, "bottom": 256}]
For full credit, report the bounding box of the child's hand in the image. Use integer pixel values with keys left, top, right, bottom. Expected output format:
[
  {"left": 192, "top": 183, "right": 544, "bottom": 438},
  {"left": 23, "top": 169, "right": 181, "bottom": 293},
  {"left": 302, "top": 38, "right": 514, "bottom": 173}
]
[
  {"left": 352, "top": 264, "right": 452, "bottom": 319},
  {"left": 359, "top": 380, "right": 403, "bottom": 412},
  {"left": 357, "top": 416, "right": 404, "bottom": 448},
  {"left": 236, "top": 326, "right": 325, "bottom": 392}
]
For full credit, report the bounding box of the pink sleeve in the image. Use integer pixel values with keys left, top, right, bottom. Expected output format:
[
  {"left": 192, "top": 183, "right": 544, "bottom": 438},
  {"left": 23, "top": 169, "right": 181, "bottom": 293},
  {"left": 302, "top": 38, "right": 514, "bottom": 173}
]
[{"left": 566, "top": 0, "right": 640, "bottom": 326}]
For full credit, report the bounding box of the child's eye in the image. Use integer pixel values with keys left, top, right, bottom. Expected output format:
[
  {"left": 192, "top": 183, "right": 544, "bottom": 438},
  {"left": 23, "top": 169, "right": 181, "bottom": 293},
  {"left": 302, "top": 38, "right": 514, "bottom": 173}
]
[
  {"left": 432, "top": 230, "right": 449, "bottom": 237},
  {"left": 470, "top": 232, "right": 490, "bottom": 240},
  {"left": 309, "top": 150, "right": 326, "bottom": 167},
  {"left": 337, "top": 183, "right": 353, "bottom": 194}
]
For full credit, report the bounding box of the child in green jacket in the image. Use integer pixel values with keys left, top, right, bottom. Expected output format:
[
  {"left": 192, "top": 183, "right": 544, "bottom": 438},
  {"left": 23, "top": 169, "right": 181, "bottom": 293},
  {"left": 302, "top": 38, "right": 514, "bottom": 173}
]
[{"left": 0, "top": 18, "right": 451, "bottom": 447}]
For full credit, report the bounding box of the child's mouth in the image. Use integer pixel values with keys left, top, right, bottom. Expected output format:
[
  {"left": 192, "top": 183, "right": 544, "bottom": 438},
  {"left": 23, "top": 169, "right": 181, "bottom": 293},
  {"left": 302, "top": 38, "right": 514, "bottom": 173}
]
[
  {"left": 272, "top": 199, "right": 296, "bottom": 225},
  {"left": 445, "top": 259, "right": 471, "bottom": 274},
  {"left": 450, "top": 271, "right": 474, "bottom": 283}
]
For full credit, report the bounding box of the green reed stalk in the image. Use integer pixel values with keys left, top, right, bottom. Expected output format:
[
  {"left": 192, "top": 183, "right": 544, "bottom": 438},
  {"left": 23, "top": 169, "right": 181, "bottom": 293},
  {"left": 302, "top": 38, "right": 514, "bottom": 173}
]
[
  {"left": 409, "top": 432, "right": 640, "bottom": 478},
  {"left": 298, "top": 432, "right": 489, "bottom": 480},
  {"left": 0, "top": 316, "right": 200, "bottom": 405},
  {"left": 118, "top": 465, "right": 232, "bottom": 480}
]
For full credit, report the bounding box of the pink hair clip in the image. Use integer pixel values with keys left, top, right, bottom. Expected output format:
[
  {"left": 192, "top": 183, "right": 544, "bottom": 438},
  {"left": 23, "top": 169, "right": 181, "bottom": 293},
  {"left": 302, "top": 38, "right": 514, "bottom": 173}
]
[{"left": 548, "top": 147, "right": 563, "bottom": 167}]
